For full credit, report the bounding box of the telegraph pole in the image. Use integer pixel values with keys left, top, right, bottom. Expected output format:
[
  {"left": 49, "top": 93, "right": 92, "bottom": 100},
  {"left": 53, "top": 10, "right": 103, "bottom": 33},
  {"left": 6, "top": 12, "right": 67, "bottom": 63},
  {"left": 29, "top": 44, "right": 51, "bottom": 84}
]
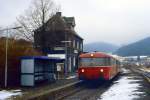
[
  {"left": 0, "top": 26, "right": 22, "bottom": 87},
  {"left": 4, "top": 28, "right": 8, "bottom": 87}
]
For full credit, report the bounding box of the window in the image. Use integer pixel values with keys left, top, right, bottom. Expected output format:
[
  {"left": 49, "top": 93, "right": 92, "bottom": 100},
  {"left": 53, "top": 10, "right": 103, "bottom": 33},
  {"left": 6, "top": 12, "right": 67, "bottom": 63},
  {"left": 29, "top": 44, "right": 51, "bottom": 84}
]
[
  {"left": 77, "top": 41, "right": 79, "bottom": 49},
  {"left": 110, "top": 58, "right": 116, "bottom": 65},
  {"left": 73, "top": 40, "right": 75, "bottom": 48},
  {"left": 68, "top": 38, "right": 72, "bottom": 46},
  {"left": 80, "top": 43, "right": 83, "bottom": 50},
  {"left": 73, "top": 57, "right": 76, "bottom": 67},
  {"left": 79, "top": 58, "right": 111, "bottom": 67}
]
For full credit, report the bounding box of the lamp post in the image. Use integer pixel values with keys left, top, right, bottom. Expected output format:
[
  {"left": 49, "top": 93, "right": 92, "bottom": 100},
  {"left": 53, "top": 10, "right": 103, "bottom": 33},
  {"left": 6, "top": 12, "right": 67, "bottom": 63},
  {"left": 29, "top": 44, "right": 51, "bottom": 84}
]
[
  {"left": 0, "top": 26, "right": 22, "bottom": 87},
  {"left": 61, "top": 41, "right": 71, "bottom": 77}
]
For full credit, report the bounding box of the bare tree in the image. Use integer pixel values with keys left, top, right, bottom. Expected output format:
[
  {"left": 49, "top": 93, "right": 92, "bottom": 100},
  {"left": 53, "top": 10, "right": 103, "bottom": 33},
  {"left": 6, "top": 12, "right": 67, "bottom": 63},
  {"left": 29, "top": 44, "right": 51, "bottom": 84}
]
[
  {"left": 0, "top": 27, "right": 5, "bottom": 37},
  {"left": 16, "top": 0, "right": 59, "bottom": 41},
  {"left": 0, "top": 27, "right": 2, "bottom": 37}
]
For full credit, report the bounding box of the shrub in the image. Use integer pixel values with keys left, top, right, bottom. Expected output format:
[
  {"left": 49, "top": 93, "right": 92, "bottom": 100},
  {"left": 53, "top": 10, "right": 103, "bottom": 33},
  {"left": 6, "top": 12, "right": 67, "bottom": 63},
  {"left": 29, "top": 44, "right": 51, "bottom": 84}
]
[{"left": 0, "top": 37, "right": 42, "bottom": 87}]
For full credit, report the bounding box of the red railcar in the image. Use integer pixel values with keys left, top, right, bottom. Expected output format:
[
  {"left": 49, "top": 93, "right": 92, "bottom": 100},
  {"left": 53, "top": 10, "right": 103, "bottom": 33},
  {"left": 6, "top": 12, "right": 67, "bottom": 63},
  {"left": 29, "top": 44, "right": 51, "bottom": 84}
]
[{"left": 78, "top": 52, "right": 121, "bottom": 81}]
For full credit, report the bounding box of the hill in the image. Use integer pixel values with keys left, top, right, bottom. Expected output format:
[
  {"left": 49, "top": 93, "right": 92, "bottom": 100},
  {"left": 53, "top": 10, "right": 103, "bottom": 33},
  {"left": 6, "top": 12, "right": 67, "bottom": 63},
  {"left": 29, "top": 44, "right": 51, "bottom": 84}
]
[
  {"left": 115, "top": 37, "right": 150, "bottom": 56},
  {"left": 83, "top": 42, "right": 119, "bottom": 53}
]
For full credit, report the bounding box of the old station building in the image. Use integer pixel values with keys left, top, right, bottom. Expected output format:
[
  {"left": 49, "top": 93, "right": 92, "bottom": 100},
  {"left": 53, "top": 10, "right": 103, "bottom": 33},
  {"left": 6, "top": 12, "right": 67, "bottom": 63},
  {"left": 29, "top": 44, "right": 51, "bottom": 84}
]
[{"left": 34, "top": 12, "right": 83, "bottom": 75}]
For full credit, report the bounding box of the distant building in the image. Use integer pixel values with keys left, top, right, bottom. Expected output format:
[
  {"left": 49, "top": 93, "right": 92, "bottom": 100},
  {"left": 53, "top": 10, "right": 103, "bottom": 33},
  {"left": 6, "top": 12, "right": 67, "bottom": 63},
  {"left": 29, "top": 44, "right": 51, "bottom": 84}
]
[
  {"left": 122, "top": 56, "right": 150, "bottom": 67},
  {"left": 34, "top": 12, "right": 83, "bottom": 74}
]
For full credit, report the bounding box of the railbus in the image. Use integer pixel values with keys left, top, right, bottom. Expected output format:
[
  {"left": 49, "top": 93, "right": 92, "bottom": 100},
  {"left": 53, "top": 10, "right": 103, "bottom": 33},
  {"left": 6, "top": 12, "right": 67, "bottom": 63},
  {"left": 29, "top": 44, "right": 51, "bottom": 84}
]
[{"left": 78, "top": 52, "right": 121, "bottom": 81}]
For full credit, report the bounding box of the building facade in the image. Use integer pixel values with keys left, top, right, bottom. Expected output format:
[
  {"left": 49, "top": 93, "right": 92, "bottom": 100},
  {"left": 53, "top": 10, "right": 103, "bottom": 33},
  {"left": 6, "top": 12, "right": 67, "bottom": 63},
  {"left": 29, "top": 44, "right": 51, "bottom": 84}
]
[{"left": 34, "top": 12, "right": 83, "bottom": 74}]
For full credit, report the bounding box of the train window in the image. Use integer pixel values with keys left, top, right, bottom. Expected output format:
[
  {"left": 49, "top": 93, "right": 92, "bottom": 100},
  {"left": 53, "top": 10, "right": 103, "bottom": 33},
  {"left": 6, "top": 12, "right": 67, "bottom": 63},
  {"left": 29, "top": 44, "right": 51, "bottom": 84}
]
[
  {"left": 110, "top": 58, "right": 116, "bottom": 65},
  {"left": 79, "top": 58, "right": 92, "bottom": 66},
  {"left": 79, "top": 57, "right": 111, "bottom": 67}
]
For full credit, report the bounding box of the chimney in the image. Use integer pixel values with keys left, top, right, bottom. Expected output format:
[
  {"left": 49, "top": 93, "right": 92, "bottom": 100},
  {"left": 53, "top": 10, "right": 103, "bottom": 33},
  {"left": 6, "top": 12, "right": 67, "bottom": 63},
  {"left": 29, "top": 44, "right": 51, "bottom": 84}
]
[{"left": 56, "top": 12, "right": 61, "bottom": 16}]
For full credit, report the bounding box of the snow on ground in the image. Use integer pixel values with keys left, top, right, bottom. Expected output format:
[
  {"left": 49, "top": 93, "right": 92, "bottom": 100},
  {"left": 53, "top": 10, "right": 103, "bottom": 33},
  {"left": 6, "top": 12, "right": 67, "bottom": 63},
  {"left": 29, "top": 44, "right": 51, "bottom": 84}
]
[
  {"left": 66, "top": 75, "right": 76, "bottom": 79},
  {"left": 0, "top": 89, "right": 22, "bottom": 100},
  {"left": 122, "top": 68, "right": 131, "bottom": 74},
  {"left": 98, "top": 69, "right": 145, "bottom": 100}
]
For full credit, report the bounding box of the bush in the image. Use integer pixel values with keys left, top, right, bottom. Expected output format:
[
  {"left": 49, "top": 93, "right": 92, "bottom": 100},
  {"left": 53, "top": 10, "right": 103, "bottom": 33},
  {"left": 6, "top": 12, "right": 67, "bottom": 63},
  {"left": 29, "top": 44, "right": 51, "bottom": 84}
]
[{"left": 0, "top": 37, "right": 42, "bottom": 87}]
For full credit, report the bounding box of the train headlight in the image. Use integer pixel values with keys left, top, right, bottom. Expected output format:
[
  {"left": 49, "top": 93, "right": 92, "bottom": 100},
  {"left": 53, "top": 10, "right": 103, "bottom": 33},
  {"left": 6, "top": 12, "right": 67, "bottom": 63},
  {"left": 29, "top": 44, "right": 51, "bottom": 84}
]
[
  {"left": 81, "top": 69, "right": 85, "bottom": 72},
  {"left": 100, "top": 69, "right": 104, "bottom": 72}
]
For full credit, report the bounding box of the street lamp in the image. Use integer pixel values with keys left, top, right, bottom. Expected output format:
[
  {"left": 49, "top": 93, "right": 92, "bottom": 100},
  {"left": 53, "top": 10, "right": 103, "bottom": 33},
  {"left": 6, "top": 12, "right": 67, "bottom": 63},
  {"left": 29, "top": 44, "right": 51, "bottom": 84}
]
[
  {"left": 61, "top": 41, "right": 71, "bottom": 77},
  {"left": 0, "top": 26, "right": 22, "bottom": 87}
]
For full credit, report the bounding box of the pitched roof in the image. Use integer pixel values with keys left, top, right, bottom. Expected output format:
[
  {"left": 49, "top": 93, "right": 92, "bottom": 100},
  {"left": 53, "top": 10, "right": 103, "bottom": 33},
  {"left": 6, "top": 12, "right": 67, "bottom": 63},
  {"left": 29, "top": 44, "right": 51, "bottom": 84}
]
[
  {"left": 35, "top": 12, "right": 83, "bottom": 40},
  {"left": 63, "top": 17, "right": 75, "bottom": 27}
]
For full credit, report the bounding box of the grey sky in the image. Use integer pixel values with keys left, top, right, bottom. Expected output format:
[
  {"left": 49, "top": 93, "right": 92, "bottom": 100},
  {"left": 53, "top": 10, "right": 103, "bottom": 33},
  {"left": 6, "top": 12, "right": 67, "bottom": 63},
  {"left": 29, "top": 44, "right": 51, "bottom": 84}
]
[
  {"left": 0, "top": 0, "right": 31, "bottom": 26},
  {"left": 1, "top": 0, "right": 150, "bottom": 45}
]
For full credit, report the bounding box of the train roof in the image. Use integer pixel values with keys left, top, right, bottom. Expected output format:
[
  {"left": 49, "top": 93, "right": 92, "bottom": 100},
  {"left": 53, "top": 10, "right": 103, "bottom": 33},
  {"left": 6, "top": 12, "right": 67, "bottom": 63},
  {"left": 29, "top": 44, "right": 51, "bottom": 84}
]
[{"left": 79, "top": 52, "right": 113, "bottom": 58}]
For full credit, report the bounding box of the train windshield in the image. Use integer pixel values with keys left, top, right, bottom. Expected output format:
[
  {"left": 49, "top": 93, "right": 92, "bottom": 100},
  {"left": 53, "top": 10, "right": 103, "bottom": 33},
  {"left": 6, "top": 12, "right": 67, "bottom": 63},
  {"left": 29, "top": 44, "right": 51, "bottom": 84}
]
[{"left": 79, "top": 58, "right": 111, "bottom": 67}]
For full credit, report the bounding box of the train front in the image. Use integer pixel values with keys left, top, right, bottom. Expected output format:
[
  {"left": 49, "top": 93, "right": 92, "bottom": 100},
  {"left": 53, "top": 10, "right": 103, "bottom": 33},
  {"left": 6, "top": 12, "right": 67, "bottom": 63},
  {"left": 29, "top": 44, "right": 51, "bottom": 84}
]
[{"left": 78, "top": 52, "right": 113, "bottom": 81}]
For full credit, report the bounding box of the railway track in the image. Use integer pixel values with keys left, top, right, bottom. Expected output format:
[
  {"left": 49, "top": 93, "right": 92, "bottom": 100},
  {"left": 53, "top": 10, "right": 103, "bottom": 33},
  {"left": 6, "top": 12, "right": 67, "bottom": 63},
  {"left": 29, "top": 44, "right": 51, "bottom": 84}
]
[
  {"left": 62, "top": 68, "right": 150, "bottom": 100},
  {"left": 36, "top": 79, "right": 114, "bottom": 100},
  {"left": 127, "top": 65, "right": 150, "bottom": 83},
  {"left": 62, "top": 75, "right": 121, "bottom": 100},
  {"left": 17, "top": 67, "right": 149, "bottom": 100}
]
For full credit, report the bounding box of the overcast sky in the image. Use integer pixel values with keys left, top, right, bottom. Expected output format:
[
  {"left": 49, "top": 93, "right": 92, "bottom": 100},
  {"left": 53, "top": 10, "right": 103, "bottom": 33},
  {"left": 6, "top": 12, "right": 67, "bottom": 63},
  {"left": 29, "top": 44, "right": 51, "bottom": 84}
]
[{"left": 1, "top": 0, "right": 150, "bottom": 45}]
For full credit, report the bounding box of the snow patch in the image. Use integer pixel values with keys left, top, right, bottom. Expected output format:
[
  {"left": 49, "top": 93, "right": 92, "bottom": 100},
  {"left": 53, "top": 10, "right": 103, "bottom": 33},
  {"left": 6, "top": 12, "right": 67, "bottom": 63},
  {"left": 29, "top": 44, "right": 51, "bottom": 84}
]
[
  {"left": 0, "top": 90, "right": 22, "bottom": 100},
  {"left": 122, "top": 68, "right": 131, "bottom": 73},
  {"left": 66, "top": 75, "right": 76, "bottom": 79},
  {"left": 99, "top": 76, "right": 145, "bottom": 100}
]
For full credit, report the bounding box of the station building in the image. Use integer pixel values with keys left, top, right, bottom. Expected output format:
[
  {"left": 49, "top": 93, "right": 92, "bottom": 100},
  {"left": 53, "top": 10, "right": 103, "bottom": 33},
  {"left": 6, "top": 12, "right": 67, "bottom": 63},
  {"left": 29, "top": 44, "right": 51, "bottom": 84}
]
[{"left": 34, "top": 12, "right": 83, "bottom": 75}]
